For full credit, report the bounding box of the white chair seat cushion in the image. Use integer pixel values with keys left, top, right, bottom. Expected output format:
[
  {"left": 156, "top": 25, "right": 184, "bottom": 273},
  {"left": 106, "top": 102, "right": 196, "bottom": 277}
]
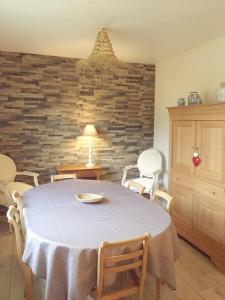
[
  {"left": 124, "top": 177, "right": 154, "bottom": 193},
  {"left": 4, "top": 182, "right": 33, "bottom": 206}
]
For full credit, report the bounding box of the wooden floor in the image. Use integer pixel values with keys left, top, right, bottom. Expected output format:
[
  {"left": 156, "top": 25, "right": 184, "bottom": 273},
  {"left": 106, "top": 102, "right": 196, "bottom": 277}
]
[{"left": 0, "top": 231, "right": 225, "bottom": 300}]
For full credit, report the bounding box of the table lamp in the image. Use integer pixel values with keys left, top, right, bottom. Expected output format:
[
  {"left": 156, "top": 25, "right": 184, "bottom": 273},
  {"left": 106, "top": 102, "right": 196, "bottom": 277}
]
[{"left": 83, "top": 124, "right": 98, "bottom": 167}]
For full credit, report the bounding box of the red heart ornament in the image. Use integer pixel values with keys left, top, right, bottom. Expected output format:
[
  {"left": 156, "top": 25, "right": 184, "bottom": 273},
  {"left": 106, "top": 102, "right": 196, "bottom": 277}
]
[{"left": 192, "top": 156, "right": 201, "bottom": 167}]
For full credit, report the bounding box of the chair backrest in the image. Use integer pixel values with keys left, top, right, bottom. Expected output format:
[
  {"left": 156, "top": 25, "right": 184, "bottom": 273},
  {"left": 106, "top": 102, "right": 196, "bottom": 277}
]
[
  {"left": 0, "top": 154, "right": 17, "bottom": 182},
  {"left": 128, "top": 181, "right": 145, "bottom": 195},
  {"left": 7, "top": 205, "right": 24, "bottom": 263},
  {"left": 152, "top": 190, "right": 174, "bottom": 214},
  {"left": 137, "top": 148, "right": 162, "bottom": 178},
  {"left": 50, "top": 173, "right": 77, "bottom": 183},
  {"left": 96, "top": 233, "right": 150, "bottom": 300}
]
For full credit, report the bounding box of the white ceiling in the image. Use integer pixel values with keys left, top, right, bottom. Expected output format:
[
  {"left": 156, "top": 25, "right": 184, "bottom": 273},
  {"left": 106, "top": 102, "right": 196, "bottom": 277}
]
[{"left": 1, "top": 0, "right": 225, "bottom": 63}]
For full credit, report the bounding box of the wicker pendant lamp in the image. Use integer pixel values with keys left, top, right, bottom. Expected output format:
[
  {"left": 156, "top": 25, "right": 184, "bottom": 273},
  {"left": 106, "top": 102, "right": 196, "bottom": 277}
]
[
  {"left": 90, "top": 27, "right": 117, "bottom": 60},
  {"left": 77, "top": 27, "right": 122, "bottom": 74}
]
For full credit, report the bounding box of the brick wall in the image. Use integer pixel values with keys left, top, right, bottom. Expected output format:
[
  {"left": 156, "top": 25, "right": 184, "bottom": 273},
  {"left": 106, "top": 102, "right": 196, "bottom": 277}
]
[{"left": 0, "top": 51, "right": 155, "bottom": 183}]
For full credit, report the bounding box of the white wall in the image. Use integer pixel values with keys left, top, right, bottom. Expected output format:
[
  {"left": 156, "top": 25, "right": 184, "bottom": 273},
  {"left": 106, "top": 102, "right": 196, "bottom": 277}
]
[{"left": 154, "top": 34, "right": 225, "bottom": 187}]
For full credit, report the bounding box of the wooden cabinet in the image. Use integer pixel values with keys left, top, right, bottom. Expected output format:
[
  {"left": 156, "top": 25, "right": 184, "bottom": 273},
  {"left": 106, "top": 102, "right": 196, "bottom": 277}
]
[{"left": 168, "top": 104, "right": 225, "bottom": 274}]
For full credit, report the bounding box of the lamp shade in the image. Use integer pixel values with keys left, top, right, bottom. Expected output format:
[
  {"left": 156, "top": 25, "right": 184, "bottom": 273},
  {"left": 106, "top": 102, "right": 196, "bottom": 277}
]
[{"left": 83, "top": 124, "right": 98, "bottom": 137}]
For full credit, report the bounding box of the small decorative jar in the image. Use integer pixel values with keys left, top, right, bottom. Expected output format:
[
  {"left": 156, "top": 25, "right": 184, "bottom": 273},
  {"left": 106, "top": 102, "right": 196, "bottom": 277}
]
[
  {"left": 177, "top": 98, "right": 185, "bottom": 106},
  {"left": 188, "top": 92, "right": 194, "bottom": 105},
  {"left": 216, "top": 82, "right": 225, "bottom": 102},
  {"left": 195, "top": 94, "right": 202, "bottom": 104},
  {"left": 188, "top": 92, "right": 202, "bottom": 105}
]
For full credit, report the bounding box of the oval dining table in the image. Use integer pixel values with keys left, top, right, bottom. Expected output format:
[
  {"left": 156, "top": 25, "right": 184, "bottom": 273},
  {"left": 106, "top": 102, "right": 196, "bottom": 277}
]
[{"left": 22, "top": 179, "right": 180, "bottom": 300}]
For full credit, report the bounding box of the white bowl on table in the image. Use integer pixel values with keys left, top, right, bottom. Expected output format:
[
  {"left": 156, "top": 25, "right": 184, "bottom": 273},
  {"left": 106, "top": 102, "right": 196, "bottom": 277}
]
[{"left": 75, "top": 193, "right": 104, "bottom": 204}]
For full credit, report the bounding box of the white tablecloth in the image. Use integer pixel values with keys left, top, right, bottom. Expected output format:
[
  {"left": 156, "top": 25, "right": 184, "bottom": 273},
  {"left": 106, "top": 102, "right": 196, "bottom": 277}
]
[{"left": 22, "top": 179, "right": 180, "bottom": 300}]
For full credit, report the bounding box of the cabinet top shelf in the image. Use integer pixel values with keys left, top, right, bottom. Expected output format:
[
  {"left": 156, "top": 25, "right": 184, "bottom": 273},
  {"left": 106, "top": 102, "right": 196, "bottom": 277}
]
[{"left": 168, "top": 102, "right": 225, "bottom": 120}]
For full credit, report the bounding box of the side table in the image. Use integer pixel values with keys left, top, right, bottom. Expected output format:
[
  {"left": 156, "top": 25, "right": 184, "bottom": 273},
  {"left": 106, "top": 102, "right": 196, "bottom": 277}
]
[{"left": 56, "top": 164, "right": 102, "bottom": 180}]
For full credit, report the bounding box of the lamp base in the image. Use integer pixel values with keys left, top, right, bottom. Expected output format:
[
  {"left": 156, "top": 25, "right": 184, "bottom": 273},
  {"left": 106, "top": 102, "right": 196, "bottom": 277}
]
[{"left": 86, "top": 162, "right": 94, "bottom": 167}]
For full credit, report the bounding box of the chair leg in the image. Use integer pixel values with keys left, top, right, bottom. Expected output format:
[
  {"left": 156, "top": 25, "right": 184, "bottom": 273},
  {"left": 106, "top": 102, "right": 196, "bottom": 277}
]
[
  {"left": 22, "top": 266, "right": 33, "bottom": 300},
  {"left": 9, "top": 223, "right": 13, "bottom": 233},
  {"left": 155, "top": 278, "right": 161, "bottom": 300},
  {"left": 149, "top": 190, "right": 153, "bottom": 201},
  {"left": 138, "top": 272, "right": 145, "bottom": 300},
  {"left": 138, "top": 285, "right": 145, "bottom": 300},
  {"left": 24, "top": 275, "right": 33, "bottom": 300}
]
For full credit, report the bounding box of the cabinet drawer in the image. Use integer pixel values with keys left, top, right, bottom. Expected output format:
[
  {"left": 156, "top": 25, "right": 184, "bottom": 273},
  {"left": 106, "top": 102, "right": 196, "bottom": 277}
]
[
  {"left": 172, "top": 172, "right": 224, "bottom": 205},
  {"left": 75, "top": 169, "right": 99, "bottom": 179},
  {"left": 76, "top": 170, "right": 91, "bottom": 178},
  {"left": 193, "top": 181, "right": 224, "bottom": 206},
  {"left": 172, "top": 173, "right": 194, "bottom": 190}
]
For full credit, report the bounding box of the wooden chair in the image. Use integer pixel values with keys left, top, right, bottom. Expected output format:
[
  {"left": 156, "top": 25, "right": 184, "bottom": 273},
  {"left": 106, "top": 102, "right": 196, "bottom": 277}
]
[
  {"left": 128, "top": 180, "right": 145, "bottom": 195},
  {"left": 50, "top": 173, "right": 77, "bottom": 183},
  {"left": 90, "top": 233, "right": 160, "bottom": 300},
  {"left": 7, "top": 205, "right": 33, "bottom": 300},
  {"left": 152, "top": 190, "right": 174, "bottom": 215}
]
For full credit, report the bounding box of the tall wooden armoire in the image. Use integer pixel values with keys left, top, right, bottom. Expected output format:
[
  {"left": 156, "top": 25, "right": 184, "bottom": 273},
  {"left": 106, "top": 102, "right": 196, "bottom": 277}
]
[{"left": 168, "top": 103, "right": 225, "bottom": 273}]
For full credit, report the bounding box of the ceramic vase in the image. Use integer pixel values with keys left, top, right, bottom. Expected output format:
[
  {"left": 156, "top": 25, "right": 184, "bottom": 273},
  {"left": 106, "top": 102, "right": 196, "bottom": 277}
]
[{"left": 216, "top": 82, "right": 225, "bottom": 102}]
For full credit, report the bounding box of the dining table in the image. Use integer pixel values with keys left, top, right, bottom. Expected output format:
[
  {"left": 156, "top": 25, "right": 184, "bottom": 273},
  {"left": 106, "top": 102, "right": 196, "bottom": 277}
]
[{"left": 22, "top": 179, "right": 180, "bottom": 300}]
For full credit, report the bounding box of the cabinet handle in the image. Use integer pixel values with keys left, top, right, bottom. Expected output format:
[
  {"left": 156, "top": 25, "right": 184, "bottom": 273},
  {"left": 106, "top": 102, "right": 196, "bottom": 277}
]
[{"left": 176, "top": 178, "right": 179, "bottom": 182}]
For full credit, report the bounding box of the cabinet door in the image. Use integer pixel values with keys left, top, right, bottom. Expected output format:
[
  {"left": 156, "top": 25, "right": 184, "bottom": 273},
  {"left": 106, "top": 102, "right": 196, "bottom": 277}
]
[
  {"left": 172, "top": 183, "right": 194, "bottom": 229},
  {"left": 172, "top": 121, "right": 195, "bottom": 175},
  {"left": 194, "top": 194, "right": 225, "bottom": 248},
  {"left": 196, "top": 121, "right": 225, "bottom": 183}
]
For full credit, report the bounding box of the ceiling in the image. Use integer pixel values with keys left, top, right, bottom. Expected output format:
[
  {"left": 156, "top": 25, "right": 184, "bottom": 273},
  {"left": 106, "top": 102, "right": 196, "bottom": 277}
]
[{"left": 1, "top": 0, "right": 225, "bottom": 63}]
